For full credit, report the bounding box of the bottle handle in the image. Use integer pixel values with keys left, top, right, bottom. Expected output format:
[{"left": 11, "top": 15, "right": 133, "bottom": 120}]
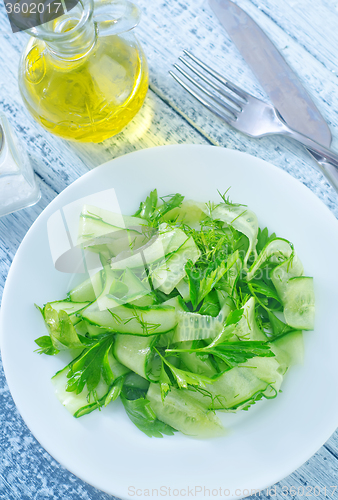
[{"left": 94, "top": 0, "right": 141, "bottom": 37}]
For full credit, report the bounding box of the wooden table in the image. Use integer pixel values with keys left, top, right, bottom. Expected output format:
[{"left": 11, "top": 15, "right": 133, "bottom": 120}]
[{"left": 0, "top": 0, "right": 338, "bottom": 498}]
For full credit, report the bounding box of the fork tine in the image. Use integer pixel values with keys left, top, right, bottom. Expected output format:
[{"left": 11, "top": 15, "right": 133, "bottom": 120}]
[
  {"left": 183, "top": 50, "right": 250, "bottom": 102},
  {"left": 178, "top": 56, "right": 243, "bottom": 109},
  {"left": 173, "top": 64, "right": 238, "bottom": 117},
  {"left": 169, "top": 71, "right": 235, "bottom": 125}
]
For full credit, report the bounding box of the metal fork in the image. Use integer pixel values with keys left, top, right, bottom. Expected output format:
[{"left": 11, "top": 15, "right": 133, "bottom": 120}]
[{"left": 170, "top": 51, "right": 338, "bottom": 192}]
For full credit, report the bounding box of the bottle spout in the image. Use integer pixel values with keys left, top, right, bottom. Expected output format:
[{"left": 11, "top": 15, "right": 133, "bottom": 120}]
[
  {"left": 24, "top": 0, "right": 140, "bottom": 58},
  {"left": 94, "top": 0, "right": 141, "bottom": 37},
  {"left": 25, "top": 0, "right": 96, "bottom": 60}
]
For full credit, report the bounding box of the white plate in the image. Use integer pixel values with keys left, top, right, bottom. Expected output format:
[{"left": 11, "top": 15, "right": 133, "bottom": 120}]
[{"left": 1, "top": 145, "right": 338, "bottom": 500}]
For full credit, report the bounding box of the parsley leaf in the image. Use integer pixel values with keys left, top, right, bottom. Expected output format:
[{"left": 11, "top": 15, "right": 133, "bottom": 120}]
[
  {"left": 185, "top": 250, "right": 240, "bottom": 310},
  {"left": 159, "top": 363, "right": 171, "bottom": 400},
  {"left": 155, "top": 349, "right": 215, "bottom": 390},
  {"left": 225, "top": 308, "right": 244, "bottom": 327},
  {"left": 34, "top": 335, "right": 59, "bottom": 356},
  {"left": 134, "top": 189, "right": 158, "bottom": 219},
  {"left": 120, "top": 391, "right": 176, "bottom": 438},
  {"left": 256, "top": 227, "right": 277, "bottom": 255},
  {"left": 249, "top": 280, "right": 281, "bottom": 303},
  {"left": 184, "top": 259, "right": 200, "bottom": 309},
  {"left": 104, "top": 376, "right": 126, "bottom": 407},
  {"left": 36, "top": 304, "right": 88, "bottom": 354},
  {"left": 204, "top": 341, "right": 274, "bottom": 367},
  {"left": 66, "top": 336, "right": 115, "bottom": 396},
  {"left": 133, "top": 189, "right": 184, "bottom": 227},
  {"left": 155, "top": 193, "right": 185, "bottom": 222},
  {"left": 168, "top": 335, "right": 274, "bottom": 369},
  {"left": 199, "top": 290, "right": 220, "bottom": 317}
]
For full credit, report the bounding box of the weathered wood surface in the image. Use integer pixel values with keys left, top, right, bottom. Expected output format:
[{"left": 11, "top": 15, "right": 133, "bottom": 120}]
[{"left": 0, "top": 0, "right": 338, "bottom": 498}]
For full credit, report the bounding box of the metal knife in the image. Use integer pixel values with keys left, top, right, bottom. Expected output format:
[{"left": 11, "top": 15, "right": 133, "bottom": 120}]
[{"left": 208, "top": 0, "right": 335, "bottom": 184}]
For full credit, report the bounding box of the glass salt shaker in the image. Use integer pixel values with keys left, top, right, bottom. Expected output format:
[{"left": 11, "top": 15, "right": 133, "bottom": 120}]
[{"left": 0, "top": 113, "right": 40, "bottom": 217}]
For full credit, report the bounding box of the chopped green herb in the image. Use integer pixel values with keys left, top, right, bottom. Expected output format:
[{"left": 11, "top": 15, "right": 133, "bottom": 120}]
[{"left": 36, "top": 189, "right": 313, "bottom": 438}]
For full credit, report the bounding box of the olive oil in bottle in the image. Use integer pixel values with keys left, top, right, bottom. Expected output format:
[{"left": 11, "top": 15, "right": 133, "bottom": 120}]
[{"left": 19, "top": 0, "right": 149, "bottom": 143}]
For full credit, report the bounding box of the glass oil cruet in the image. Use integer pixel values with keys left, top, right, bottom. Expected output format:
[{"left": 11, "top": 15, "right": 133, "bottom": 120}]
[{"left": 18, "top": 0, "right": 148, "bottom": 143}]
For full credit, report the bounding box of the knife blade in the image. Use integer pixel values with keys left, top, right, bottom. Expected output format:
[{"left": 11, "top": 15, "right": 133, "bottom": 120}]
[{"left": 208, "top": 0, "right": 331, "bottom": 148}]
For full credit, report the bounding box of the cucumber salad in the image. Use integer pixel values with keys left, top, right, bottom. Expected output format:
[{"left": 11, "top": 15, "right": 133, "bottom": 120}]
[{"left": 35, "top": 190, "right": 315, "bottom": 438}]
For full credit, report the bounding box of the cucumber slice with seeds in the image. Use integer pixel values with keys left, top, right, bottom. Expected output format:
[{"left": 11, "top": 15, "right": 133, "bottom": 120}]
[
  {"left": 147, "top": 383, "right": 224, "bottom": 438},
  {"left": 283, "top": 277, "right": 315, "bottom": 330},
  {"left": 271, "top": 255, "right": 314, "bottom": 330}
]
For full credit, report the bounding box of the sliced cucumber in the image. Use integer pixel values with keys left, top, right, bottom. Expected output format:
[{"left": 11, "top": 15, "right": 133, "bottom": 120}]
[
  {"left": 232, "top": 297, "right": 267, "bottom": 341},
  {"left": 110, "top": 224, "right": 188, "bottom": 271},
  {"left": 147, "top": 383, "right": 224, "bottom": 437},
  {"left": 243, "top": 357, "right": 283, "bottom": 392},
  {"left": 42, "top": 305, "right": 85, "bottom": 350},
  {"left": 86, "top": 322, "right": 109, "bottom": 337},
  {"left": 106, "top": 232, "right": 150, "bottom": 258},
  {"left": 123, "top": 371, "right": 150, "bottom": 392},
  {"left": 52, "top": 366, "right": 111, "bottom": 417},
  {"left": 114, "top": 334, "right": 160, "bottom": 381},
  {"left": 68, "top": 270, "right": 103, "bottom": 302},
  {"left": 84, "top": 233, "right": 149, "bottom": 259},
  {"left": 86, "top": 244, "right": 115, "bottom": 266},
  {"left": 129, "top": 294, "right": 157, "bottom": 307},
  {"left": 283, "top": 277, "right": 315, "bottom": 330},
  {"left": 74, "top": 319, "right": 89, "bottom": 336},
  {"left": 271, "top": 252, "right": 304, "bottom": 301},
  {"left": 162, "top": 200, "right": 207, "bottom": 225},
  {"left": 270, "top": 330, "right": 304, "bottom": 374},
  {"left": 203, "top": 368, "right": 267, "bottom": 410},
  {"left": 78, "top": 216, "right": 124, "bottom": 244},
  {"left": 100, "top": 266, "right": 121, "bottom": 296},
  {"left": 176, "top": 277, "right": 191, "bottom": 302},
  {"left": 52, "top": 347, "right": 129, "bottom": 417},
  {"left": 45, "top": 300, "right": 90, "bottom": 317},
  {"left": 208, "top": 203, "right": 258, "bottom": 268},
  {"left": 179, "top": 341, "right": 217, "bottom": 377},
  {"left": 78, "top": 205, "right": 147, "bottom": 256},
  {"left": 193, "top": 357, "right": 281, "bottom": 410},
  {"left": 161, "top": 295, "right": 187, "bottom": 311},
  {"left": 80, "top": 205, "right": 145, "bottom": 230},
  {"left": 150, "top": 236, "right": 200, "bottom": 294},
  {"left": 269, "top": 252, "right": 314, "bottom": 330},
  {"left": 95, "top": 266, "right": 152, "bottom": 310},
  {"left": 81, "top": 297, "right": 177, "bottom": 335},
  {"left": 173, "top": 310, "right": 223, "bottom": 342},
  {"left": 173, "top": 295, "right": 233, "bottom": 343},
  {"left": 119, "top": 268, "right": 153, "bottom": 305},
  {"left": 246, "top": 238, "right": 293, "bottom": 281}
]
